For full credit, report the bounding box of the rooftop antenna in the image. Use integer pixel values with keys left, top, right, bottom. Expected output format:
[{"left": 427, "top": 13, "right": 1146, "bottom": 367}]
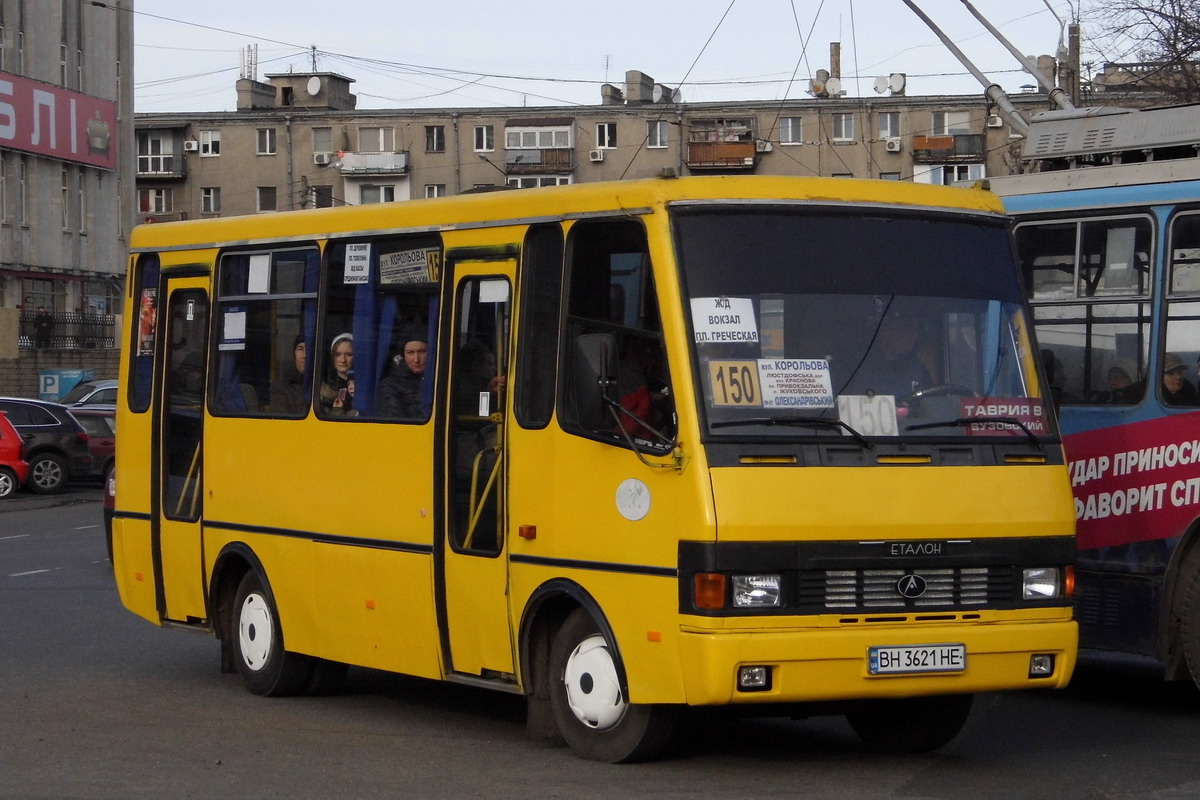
[
  {"left": 957, "top": 0, "right": 1074, "bottom": 109},
  {"left": 901, "top": 0, "right": 1030, "bottom": 136},
  {"left": 310, "top": 45, "right": 319, "bottom": 73}
]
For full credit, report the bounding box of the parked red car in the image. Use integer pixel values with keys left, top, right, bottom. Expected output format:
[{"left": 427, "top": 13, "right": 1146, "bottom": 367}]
[
  {"left": 69, "top": 407, "right": 115, "bottom": 479},
  {"left": 0, "top": 411, "right": 30, "bottom": 498}
]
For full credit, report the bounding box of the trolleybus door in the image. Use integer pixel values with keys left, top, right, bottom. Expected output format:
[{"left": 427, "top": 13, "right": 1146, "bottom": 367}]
[
  {"left": 439, "top": 261, "right": 517, "bottom": 679},
  {"left": 154, "top": 279, "right": 210, "bottom": 623}
]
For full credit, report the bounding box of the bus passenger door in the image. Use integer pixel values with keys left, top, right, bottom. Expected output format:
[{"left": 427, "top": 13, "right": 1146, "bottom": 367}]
[
  {"left": 155, "top": 280, "right": 210, "bottom": 623},
  {"left": 438, "top": 260, "right": 516, "bottom": 679}
]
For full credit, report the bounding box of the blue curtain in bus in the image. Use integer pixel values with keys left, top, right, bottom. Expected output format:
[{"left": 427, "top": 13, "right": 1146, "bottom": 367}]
[
  {"left": 300, "top": 251, "right": 320, "bottom": 408},
  {"left": 419, "top": 295, "right": 439, "bottom": 416}
]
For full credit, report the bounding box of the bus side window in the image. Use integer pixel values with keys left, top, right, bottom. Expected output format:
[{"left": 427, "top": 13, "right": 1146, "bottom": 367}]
[
  {"left": 213, "top": 248, "right": 320, "bottom": 417},
  {"left": 321, "top": 236, "right": 442, "bottom": 420},
  {"left": 561, "top": 218, "right": 673, "bottom": 446}
]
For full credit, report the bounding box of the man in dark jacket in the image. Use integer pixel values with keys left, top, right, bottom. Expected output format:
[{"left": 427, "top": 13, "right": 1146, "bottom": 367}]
[
  {"left": 377, "top": 328, "right": 428, "bottom": 419},
  {"left": 270, "top": 335, "right": 309, "bottom": 415}
]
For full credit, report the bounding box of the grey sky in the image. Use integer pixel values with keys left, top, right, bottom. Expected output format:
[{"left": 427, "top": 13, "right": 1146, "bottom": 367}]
[{"left": 132, "top": 1, "right": 1090, "bottom": 113}]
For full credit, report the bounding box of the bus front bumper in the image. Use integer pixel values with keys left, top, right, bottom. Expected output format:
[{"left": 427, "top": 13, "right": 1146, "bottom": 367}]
[{"left": 674, "top": 618, "right": 1078, "bottom": 706}]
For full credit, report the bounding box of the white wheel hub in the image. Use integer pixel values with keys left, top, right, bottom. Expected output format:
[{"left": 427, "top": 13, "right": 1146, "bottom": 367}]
[
  {"left": 563, "top": 633, "right": 626, "bottom": 730},
  {"left": 238, "top": 591, "right": 273, "bottom": 671}
]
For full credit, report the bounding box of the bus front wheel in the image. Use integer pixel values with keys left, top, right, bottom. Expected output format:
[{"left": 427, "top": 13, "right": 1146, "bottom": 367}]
[
  {"left": 232, "top": 570, "right": 312, "bottom": 696},
  {"left": 548, "top": 609, "right": 677, "bottom": 763},
  {"left": 846, "top": 693, "right": 973, "bottom": 753},
  {"left": 1178, "top": 564, "right": 1200, "bottom": 688}
]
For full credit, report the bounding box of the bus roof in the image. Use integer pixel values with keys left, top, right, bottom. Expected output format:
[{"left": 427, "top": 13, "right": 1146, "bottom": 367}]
[{"left": 129, "top": 176, "right": 1006, "bottom": 254}]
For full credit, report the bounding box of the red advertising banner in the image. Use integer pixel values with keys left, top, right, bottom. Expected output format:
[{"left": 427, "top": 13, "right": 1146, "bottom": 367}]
[
  {"left": 0, "top": 71, "right": 117, "bottom": 170},
  {"left": 1066, "top": 411, "right": 1200, "bottom": 550}
]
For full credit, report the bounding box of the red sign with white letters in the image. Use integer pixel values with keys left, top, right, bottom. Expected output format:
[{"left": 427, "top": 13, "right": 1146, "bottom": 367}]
[
  {"left": 0, "top": 70, "right": 117, "bottom": 170},
  {"left": 1065, "top": 411, "right": 1200, "bottom": 550}
]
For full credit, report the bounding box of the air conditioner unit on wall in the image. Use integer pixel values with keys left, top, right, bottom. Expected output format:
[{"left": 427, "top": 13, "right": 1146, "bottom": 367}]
[
  {"left": 314, "top": 152, "right": 332, "bottom": 166},
  {"left": 755, "top": 139, "right": 773, "bottom": 153},
  {"left": 987, "top": 114, "right": 1004, "bottom": 128},
  {"left": 885, "top": 137, "right": 902, "bottom": 152},
  {"left": 588, "top": 149, "right": 605, "bottom": 162},
  {"left": 182, "top": 140, "right": 199, "bottom": 152}
]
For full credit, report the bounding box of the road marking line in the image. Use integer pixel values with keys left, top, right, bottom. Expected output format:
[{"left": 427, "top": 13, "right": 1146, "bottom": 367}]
[
  {"left": 9, "top": 569, "right": 50, "bottom": 577},
  {"left": 0, "top": 534, "right": 31, "bottom": 541},
  {"left": 74, "top": 524, "right": 100, "bottom": 530}
]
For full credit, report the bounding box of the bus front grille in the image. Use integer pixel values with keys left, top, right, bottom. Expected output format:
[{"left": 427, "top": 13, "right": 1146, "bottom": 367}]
[{"left": 799, "top": 566, "right": 1014, "bottom": 612}]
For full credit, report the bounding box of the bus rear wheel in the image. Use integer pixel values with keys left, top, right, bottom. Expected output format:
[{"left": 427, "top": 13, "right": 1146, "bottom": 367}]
[
  {"left": 548, "top": 609, "right": 677, "bottom": 763},
  {"left": 846, "top": 693, "right": 973, "bottom": 753},
  {"left": 232, "top": 570, "right": 313, "bottom": 696},
  {"left": 1178, "top": 564, "right": 1200, "bottom": 688}
]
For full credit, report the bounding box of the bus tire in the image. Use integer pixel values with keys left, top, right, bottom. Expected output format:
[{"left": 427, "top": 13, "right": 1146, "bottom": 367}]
[
  {"left": 548, "top": 608, "right": 677, "bottom": 763},
  {"left": 1179, "top": 564, "right": 1200, "bottom": 688},
  {"left": 846, "top": 693, "right": 973, "bottom": 753},
  {"left": 232, "top": 570, "right": 312, "bottom": 696}
]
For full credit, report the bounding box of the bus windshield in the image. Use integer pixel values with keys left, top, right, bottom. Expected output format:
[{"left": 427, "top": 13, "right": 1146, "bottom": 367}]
[{"left": 673, "top": 205, "right": 1052, "bottom": 440}]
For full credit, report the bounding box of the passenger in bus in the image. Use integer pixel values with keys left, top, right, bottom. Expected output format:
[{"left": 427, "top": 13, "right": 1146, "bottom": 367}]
[
  {"left": 455, "top": 339, "right": 506, "bottom": 415},
  {"left": 172, "top": 351, "right": 205, "bottom": 406},
  {"left": 615, "top": 335, "right": 672, "bottom": 442},
  {"left": 319, "top": 332, "right": 357, "bottom": 416},
  {"left": 377, "top": 328, "right": 428, "bottom": 419},
  {"left": 1161, "top": 352, "right": 1198, "bottom": 406},
  {"left": 1092, "top": 362, "right": 1139, "bottom": 405},
  {"left": 850, "top": 312, "right": 932, "bottom": 399},
  {"left": 269, "top": 334, "right": 308, "bottom": 415}
]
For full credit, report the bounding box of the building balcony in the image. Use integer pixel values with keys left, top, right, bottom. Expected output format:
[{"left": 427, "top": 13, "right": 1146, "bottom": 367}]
[
  {"left": 141, "top": 211, "right": 188, "bottom": 224},
  {"left": 337, "top": 151, "right": 408, "bottom": 175},
  {"left": 136, "top": 154, "right": 186, "bottom": 179},
  {"left": 505, "top": 148, "right": 575, "bottom": 173},
  {"left": 685, "top": 140, "right": 759, "bottom": 170},
  {"left": 912, "top": 134, "right": 985, "bottom": 163}
]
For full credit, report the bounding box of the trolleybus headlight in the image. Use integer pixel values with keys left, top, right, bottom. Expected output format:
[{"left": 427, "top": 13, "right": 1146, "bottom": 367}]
[
  {"left": 732, "top": 575, "right": 782, "bottom": 608},
  {"left": 1022, "top": 567, "right": 1061, "bottom": 600}
]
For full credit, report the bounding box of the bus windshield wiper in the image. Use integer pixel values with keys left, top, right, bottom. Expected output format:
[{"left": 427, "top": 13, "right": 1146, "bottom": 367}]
[
  {"left": 905, "top": 415, "right": 1042, "bottom": 448},
  {"left": 711, "top": 416, "right": 871, "bottom": 449}
]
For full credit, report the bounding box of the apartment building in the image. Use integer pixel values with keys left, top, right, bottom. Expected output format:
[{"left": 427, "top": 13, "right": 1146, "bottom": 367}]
[
  {"left": 134, "top": 69, "right": 1055, "bottom": 222},
  {"left": 0, "top": 0, "right": 134, "bottom": 370}
]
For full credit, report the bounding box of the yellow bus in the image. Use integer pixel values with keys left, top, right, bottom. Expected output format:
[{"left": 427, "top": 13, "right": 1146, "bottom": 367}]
[{"left": 112, "top": 176, "right": 1077, "bottom": 761}]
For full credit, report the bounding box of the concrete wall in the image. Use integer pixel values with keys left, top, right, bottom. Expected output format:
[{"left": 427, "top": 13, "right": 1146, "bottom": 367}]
[{"left": 0, "top": 349, "right": 120, "bottom": 399}]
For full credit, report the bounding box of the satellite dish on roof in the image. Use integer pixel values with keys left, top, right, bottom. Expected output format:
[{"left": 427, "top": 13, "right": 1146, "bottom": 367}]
[
  {"left": 888, "top": 73, "right": 906, "bottom": 94},
  {"left": 873, "top": 75, "right": 890, "bottom": 94},
  {"left": 306, "top": 76, "right": 321, "bottom": 96},
  {"left": 808, "top": 68, "right": 830, "bottom": 97},
  {"left": 825, "top": 77, "right": 843, "bottom": 96}
]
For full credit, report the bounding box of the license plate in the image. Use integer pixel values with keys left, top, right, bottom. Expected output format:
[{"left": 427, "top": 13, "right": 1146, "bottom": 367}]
[{"left": 868, "top": 643, "right": 966, "bottom": 675}]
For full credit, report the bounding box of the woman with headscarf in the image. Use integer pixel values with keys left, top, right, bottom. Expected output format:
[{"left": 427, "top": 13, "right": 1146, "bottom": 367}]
[{"left": 318, "top": 332, "right": 357, "bottom": 416}]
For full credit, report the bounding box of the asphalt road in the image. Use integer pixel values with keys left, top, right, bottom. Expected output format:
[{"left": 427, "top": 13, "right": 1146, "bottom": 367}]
[{"left": 4, "top": 494, "right": 1200, "bottom": 799}]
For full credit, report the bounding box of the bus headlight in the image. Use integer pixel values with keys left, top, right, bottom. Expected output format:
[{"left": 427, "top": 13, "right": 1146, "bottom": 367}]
[
  {"left": 732, "top": 575, "right": 782, "bottom": 608},
  {"left": 1022, "top": 567, "right": 1061, "bottom": 600}
]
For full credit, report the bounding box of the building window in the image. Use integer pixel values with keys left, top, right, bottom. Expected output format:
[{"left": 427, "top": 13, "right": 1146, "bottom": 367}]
[
  {"left": 23, "top": 278, "right": 66, "bottom": 313},
  {"left": 360, "top": 184, "right": 396, "bottom": 204},
  {"left": 83, "top": 279, "right": 119, "bottom": 316},
  {"left": 257, "top": 128, "right": 277, "bottom": 155},
  {"left": 474, "top": 125, "right": 494, "bottom": 152},
  {"left": 257, "top": 187, "right": 277, "bottom": 212},
  {"left": 312, "top": 186, "right": 333, "bottom": 208},
  {"left": 424, "top": 126, "right": 446, "bottom": 153},
  {"left": 138, "top": 188, "right": 171, "bottom": 214},
  {"left": 780, "top": 117, "right": 803, "bottom": 145},
  {"left": 425, "top": 184, "right": 446, "bottom": 199},
  {"left": 60, "top": 43, "right": 67, "bottom": 86},
  {"left": 507, "top": 175, "right": 572, "bottom": 189},
  {"left": 201, "top": 187, "right": 221, "bottom": 214},
  {"left": 647, "top": 120, "right": 668, "bottom": 149},
  {"left": 19, "top": 157, "right": 27, "bottom": 225},
  {"left": 312, "top": 127, "right": 332, "bottom": 153},
  {"left": 359, "top": 127, "right": 394, "bottom": 152},
  {"left": 932, "top": 111, "right": 972, "bottom": 136},
  {"left": 596, "top": 123, "right": 617, "bottom": 149},
  {"left": 505, "top": 126, "right": 572, "bottom": 149},
  {"left": 916, "top": 163, "right": 986, "bottom": 185},
  {"left": 832, "top": 113, "right": 855, "bottom": 142},
  {"left": 879, "top": 172, "right": 902, "bottom": 181},
  {"left": 61, "top": 166, "right": 69, "bottom": 230},
  {"left": 76, "top": 169, "right": 85, "bottom": 232},
  {"left": 200, "top": 130, "right": 221, "bottom": 156},
  {"left": 878, "top": 112, "right": 901, "bottom": 139},
  {"left": 136, "top": 132, "right": 173, "bottom": 174}
]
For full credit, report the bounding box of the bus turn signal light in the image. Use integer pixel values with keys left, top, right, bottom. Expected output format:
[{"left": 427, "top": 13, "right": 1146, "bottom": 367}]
[{"left": 694, "top": 573, "right": 726, "bottom": 610}]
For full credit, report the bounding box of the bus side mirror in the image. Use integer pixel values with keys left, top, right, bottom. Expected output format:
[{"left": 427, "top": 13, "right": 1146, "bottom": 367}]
[{"left": 572, "top": 333, "right": 619, "bottom": 431}]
